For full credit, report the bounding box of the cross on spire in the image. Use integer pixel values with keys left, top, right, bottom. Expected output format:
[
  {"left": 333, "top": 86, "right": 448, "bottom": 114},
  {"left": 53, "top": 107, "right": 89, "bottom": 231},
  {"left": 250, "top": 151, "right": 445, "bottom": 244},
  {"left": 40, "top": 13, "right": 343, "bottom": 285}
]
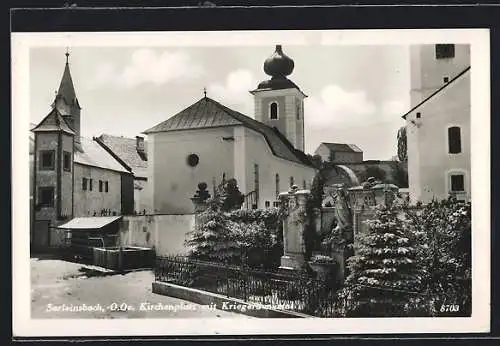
[
  {"left": 65, "top": 47, "right": 70, "bottom": 64},
  {"left": 203, "top": 87, "right": 207, "bottom": 98}
]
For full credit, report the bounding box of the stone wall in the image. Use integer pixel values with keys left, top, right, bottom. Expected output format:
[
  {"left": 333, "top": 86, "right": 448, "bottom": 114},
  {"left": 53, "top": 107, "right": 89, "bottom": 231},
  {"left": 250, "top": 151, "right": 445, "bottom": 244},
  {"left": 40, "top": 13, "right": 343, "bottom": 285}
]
[{"left": 118, "top": 214, "right": 195, "bottom": 256}]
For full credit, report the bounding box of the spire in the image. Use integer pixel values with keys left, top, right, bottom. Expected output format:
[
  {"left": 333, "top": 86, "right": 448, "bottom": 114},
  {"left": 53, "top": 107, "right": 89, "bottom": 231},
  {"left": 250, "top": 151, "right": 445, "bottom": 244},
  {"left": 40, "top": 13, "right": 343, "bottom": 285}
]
[{"left": 57, "top": 49, "right": 79, "bottom": 109}]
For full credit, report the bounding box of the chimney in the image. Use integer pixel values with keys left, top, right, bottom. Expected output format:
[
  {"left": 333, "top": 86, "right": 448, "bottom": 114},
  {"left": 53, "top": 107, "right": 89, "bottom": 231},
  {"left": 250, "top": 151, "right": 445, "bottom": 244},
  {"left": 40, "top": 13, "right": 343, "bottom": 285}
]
[{"left": 136, "top": 136, "right": 145, "bottom": 153}]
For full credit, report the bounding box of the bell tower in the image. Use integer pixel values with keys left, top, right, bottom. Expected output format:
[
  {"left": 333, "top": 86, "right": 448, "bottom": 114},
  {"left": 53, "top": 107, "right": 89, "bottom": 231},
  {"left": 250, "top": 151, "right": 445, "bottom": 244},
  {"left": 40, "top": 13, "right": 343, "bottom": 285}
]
[
  {"left": 52, "top": 50, "right": 82, "bottom": 151},
  {"left": 250, "top": 45, "right": 307, "bottom": 152}
]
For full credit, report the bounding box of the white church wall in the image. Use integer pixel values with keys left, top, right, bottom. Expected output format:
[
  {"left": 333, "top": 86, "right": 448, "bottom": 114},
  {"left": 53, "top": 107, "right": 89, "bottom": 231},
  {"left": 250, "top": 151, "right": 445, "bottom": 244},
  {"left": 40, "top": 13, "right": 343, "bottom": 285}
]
[
  {"left": 406, "top": 71, "right": 470, "bottom": 203},
  {"left": 148, "top": 127, "right": 236, "bottom": 214},
  {"left": 241, "top": 127, "right": 317, "bottom": 207}
]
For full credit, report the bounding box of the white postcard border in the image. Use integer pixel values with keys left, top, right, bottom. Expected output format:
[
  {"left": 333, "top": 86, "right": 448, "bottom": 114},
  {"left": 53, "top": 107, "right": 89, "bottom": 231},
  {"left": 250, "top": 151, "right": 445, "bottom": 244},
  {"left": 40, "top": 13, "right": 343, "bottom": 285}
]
[{"left": 12, "top": 29, "right": 491, "bottom": 337}]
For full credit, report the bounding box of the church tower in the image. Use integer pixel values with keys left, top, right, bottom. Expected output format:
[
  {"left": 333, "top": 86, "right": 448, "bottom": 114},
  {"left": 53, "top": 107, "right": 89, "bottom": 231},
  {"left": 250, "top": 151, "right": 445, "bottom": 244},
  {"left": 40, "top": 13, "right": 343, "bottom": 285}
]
[
  {"left": 52, "top": 51, "right": 82, "bottom": 151},
  {"left": 250, "top": 45, "right": 307, "bottom": 152},
  {"left": 32, "top": 106, "right": 75, "bottom": 224},
  {"left": 31, "top": 51, "right": 78, "bottom": 232}
]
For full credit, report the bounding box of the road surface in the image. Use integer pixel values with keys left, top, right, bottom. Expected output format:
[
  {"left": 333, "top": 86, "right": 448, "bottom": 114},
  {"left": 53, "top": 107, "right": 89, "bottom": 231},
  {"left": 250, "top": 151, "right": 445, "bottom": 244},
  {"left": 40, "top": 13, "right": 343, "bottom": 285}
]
[{"left": 31, "top": 257, "right": 252, "bottom": 319}]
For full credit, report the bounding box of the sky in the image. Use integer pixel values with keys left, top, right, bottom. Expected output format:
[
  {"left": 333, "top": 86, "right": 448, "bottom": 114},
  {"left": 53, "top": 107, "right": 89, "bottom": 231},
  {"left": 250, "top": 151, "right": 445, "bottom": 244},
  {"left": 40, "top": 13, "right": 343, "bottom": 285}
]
[{"left": 29, "top": 44, "right": 410, "bottom": 160}]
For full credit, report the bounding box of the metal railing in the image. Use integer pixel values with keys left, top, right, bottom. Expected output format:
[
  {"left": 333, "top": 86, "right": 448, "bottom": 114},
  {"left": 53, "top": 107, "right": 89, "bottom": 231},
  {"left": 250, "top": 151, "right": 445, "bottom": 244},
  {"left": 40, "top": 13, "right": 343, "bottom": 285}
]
[{"left": 154, "top": 255, "right": 345, "bottom": 317}]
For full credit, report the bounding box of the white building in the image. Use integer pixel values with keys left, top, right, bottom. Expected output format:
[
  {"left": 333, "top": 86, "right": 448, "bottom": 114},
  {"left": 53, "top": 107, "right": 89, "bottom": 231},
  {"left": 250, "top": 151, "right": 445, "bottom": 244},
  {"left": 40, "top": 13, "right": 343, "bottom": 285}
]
[
  {"left": 144, "top": 45, "right": 317, "bottom": 214},
  {"left": 403, "top": 44, "right": 471, "bottom": 203}
]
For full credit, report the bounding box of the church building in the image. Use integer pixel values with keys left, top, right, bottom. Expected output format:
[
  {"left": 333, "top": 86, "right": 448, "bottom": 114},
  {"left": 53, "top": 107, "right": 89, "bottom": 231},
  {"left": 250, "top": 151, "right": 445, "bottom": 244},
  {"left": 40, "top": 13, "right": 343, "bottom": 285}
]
[
  {"left": 143, "top": 45, "right": 317, "bottom": 214},
  {"left": 30, "top": 52, "right": 135, "bottom": 249},
  {"left": 403, "top": 44, "right": 471, "bottom": 203}
]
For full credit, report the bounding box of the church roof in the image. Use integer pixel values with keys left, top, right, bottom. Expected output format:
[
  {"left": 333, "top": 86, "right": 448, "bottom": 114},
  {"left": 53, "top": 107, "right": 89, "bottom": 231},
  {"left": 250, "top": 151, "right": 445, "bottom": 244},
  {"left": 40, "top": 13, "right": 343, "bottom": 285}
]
[
  {"left": 143, "top": 97, "right": 313, "bottom": 167},
  {"left": 94, "top": 134, "right": 148, "bottom": 178},
  {"left": 31, "top": 107, "right": 75, "bottom": 135},
  {"left": 319, "top": 142, "right": 363, "bottom": 153}
]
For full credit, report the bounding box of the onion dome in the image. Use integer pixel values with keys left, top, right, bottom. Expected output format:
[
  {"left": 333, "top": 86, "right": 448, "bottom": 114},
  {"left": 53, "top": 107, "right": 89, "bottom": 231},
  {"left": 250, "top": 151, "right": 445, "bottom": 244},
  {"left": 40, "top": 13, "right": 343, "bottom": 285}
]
[{"left": 263, "top": 45, "right": 295, "bottom": 78}]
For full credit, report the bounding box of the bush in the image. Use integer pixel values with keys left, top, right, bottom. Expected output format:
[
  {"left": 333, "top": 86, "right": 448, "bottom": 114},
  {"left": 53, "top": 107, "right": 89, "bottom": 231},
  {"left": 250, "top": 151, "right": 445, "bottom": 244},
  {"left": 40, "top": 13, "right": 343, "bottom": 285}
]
[
  {"left": 405, "top": 198, "right": 472, "bottom": 316},
  {"left": 343, "top": 205, "right": 424, "bottom": 317},
  {"left": 185, "top": 204, "right": 283, "bottom": 269}
]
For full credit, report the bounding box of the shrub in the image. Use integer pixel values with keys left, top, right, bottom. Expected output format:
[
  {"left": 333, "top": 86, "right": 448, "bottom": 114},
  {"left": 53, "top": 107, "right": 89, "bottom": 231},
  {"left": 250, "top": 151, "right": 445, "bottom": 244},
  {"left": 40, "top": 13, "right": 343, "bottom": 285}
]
[
  {"left": 405, "top": 198, "right": 472, "bottom": 316},
  {"left": 343, "top": 205, "right": 425, "bottom": 317}
]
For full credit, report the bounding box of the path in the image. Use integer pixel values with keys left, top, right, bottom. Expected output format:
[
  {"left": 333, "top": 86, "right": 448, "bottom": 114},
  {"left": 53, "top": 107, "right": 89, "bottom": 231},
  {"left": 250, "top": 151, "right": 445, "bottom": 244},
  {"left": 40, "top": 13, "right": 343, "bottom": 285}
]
[{"left": 31, "top": 257, "right": 252, "bottom": 319}]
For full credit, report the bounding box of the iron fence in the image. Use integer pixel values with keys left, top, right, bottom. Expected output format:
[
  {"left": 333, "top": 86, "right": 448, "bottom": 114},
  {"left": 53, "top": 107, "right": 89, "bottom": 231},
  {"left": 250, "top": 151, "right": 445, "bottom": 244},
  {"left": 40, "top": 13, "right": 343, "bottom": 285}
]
[{"left": 154, "top": 255, "right": 346, "bottom": 317}]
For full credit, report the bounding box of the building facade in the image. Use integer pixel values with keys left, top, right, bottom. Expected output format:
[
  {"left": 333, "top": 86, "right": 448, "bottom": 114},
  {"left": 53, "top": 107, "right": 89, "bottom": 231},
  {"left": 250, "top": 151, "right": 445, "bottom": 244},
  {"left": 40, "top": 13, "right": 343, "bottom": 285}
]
[
  {"left": 314, "top": 142, "right": 364, "bottom": 164},
  {"left": 404, "top": 44, "right": 471, "bottom": 203},
  {"left": 30, "top": 53, "right": 134, "bottom": 249},
  {"left": 94, "top": 134, "right": 150, "bottom": 214},
  {"left": 144, "top": 46, "right": 317, "bottom": 214}
]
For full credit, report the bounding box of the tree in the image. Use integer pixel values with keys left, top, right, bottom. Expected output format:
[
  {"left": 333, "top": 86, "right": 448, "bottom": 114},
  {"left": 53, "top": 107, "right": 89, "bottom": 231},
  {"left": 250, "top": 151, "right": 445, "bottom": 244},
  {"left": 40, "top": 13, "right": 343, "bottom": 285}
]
[
  {"left": 405, "top": 198, "right": 472, "bottom": 316},
  {"left": 388, "top": 161, "right": 409, "bottom": 188},
  {"left": 397, "top": 126, "right": 408, "bottom": 162},
  {"left": 359, "top": 165, "right": 387, "bottom": 183},
  {"left": 307, "top": 154, "right": 324, "bottom": 169},
  {"left": 342, "top": 205, "right": 426, "bottom": 317},
  {"left": 220, "top": 178, "right": 244, "bottom": 212}
]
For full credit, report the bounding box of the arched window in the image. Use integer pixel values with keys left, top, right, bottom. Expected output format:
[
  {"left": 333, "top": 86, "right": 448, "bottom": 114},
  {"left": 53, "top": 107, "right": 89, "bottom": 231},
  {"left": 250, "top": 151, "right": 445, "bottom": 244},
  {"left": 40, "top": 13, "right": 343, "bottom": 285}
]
[
  {"left": 296, "top": 103, "right": 300, "bottom": 120},
  {"left": 275, "top": 173, "right": 280, "bottom": 198},
  {"left": 303, "top": 180, "right": 306, "bottom": 189},
  {"left": 290, "top": 176, "right": 294, "bottom": 187},
  {"left": 269, "top": 102, "right": 278, "bottom": 120},
  {"left": 448, "top": 126, "right": 462, "bottom": 154}
]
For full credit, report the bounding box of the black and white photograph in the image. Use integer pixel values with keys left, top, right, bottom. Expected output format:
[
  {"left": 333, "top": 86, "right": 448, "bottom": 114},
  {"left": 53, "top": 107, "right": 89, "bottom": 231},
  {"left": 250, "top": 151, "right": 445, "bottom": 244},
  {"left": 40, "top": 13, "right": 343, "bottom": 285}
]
[{"left": 12, "top": 29, "right": 490, "bottom": 336}]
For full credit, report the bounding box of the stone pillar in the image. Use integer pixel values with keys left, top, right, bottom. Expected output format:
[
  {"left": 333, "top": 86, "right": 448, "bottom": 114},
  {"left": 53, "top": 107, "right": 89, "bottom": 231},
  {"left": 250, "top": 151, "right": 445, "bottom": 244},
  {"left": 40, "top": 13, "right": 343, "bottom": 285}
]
[
  {"left": 191, "top": 182, "right": 211, "bottom": 228},
  {"left": 348, "top": 182, "right": 399, "bottom": 254},
  {"left": 278, "top": 185, "right": 310, "bottom": 271}
]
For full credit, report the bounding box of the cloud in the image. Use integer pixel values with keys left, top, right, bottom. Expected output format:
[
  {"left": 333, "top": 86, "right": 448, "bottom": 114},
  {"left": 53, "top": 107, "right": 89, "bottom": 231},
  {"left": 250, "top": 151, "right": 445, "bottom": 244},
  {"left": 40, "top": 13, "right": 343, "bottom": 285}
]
[
  {"left": 381, "top": 99, "right": 408, "bottom": 117},
  {"left": 207, "top": 69, "right": 256, "bottom": 116},
  {"left": 305, "top": 84, "right": 377, "bottom": 128},
  {"left": 86, "top": 49, "right": 204, "bottom": 89}
]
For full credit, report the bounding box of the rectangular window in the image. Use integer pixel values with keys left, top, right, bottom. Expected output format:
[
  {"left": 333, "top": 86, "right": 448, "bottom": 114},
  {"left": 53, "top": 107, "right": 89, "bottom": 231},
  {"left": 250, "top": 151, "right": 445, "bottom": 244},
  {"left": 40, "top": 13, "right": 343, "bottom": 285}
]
[
  {"left": 82, "top": 178, "right": 87, "bottom": 191},
  {"left": 303, "top": 180, "right": 307, "bottom": 189},
  {"left": 63, "top": 151, "right": 71, "bottom": 172},
  {"left": 275, "top": 174, "right": 280, "bottom": 198},
  {"left": 38, "top": 187, "right": 54, "bottom": 206},
  {"left": 89, "top": 179, "right": 93, "bottom": 191},
  {"left": 99, "top": 180, "right": 103, "bottom": 192},
  {"left": 254, "top": 164, "right": 259, "bottom": 208},
  {"left": 290, "top": 176, "right": 294, "bottom": 187},
  {"left": 105, "top": 181, "right": 109, "bottom": 193},
  {"left": 435, "top": 44, "right": 455, "bottom": 59},
  {"left": 39, "top": 150, "right": 55, "bottom": 170},
  {"left": 448, "top": 126, "right": 462, "bottom": 154},
  {"left": 451, "top": 174, "right": 465, "bottom": 192}
]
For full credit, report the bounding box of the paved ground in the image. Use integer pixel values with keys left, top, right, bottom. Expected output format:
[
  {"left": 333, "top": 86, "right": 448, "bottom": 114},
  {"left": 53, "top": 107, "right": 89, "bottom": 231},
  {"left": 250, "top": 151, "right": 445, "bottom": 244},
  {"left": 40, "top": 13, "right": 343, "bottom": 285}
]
[{"left": 31, "top": 257, "right": 252, "bottom": 319}]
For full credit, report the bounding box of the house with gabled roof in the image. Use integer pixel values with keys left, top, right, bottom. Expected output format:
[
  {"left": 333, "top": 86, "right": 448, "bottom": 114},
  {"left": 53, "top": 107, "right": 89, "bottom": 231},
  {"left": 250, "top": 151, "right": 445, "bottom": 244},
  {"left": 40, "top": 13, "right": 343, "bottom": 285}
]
[
  {"left": 143, "top": 45, "right": 317, "bottom": 214},
  {"left": 94, "top": 134, "right": 149, "bottom": 213},
  {"left": 314, "top": 142, "right": 364, "bottom": 164},
  {"left": 30, "top": 52, "right": 134, "bottom": 250}
]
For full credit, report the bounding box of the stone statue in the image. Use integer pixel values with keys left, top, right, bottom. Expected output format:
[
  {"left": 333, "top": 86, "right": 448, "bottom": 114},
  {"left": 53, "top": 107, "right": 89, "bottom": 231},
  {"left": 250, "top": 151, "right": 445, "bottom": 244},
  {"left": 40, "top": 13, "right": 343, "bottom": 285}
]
[{"left": 332, "top": 186, "right": 353, "bottom": 234}]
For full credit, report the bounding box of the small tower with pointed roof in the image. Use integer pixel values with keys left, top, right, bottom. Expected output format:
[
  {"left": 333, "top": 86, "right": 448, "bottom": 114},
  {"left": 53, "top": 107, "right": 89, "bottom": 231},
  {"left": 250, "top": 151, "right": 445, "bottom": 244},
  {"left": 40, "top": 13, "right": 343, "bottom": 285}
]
[
  {"left": 31, "top": 104, "right": 75, "bottom": 225},
  {"left": 250, "top": 45, "right": 307, "bottom": 152},
  {"left": 52, "top": 49, "right": 82, "bottom": 151}
]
